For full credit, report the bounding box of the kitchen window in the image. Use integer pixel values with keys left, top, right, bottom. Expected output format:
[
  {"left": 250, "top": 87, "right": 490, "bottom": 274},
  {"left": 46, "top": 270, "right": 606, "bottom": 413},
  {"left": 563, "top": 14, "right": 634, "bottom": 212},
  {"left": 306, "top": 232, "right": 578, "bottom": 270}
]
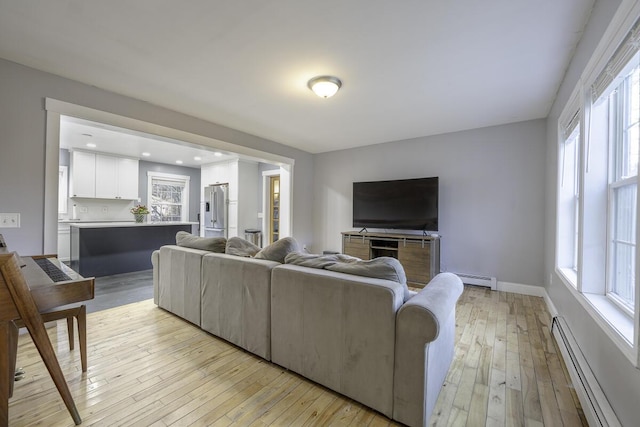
[{"left": 147, "top": 172, "right": 190, "bottom": 222}]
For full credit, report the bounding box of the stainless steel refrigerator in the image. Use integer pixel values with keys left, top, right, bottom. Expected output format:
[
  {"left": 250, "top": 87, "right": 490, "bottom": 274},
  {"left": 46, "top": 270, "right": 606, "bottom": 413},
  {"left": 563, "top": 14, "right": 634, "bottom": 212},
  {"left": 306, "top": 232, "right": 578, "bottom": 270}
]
[{"left": 203, "top": 183, "right": 228, "bottom": 238}]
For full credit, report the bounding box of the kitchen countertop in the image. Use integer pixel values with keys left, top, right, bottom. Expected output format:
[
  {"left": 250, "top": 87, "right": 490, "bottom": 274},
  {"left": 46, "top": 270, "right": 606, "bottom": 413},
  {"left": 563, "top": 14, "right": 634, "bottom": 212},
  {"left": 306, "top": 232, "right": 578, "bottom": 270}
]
[
  {"left": 69, "top": 221, "right": 198, "bottom": 228},
  {"left": 59, "top": 219, "right": 131, "bottom": 223}
]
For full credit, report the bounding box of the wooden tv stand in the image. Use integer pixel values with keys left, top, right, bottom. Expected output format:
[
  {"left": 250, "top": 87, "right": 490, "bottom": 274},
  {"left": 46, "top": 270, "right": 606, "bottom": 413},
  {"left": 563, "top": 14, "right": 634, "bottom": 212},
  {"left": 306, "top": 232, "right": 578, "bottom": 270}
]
[{"left": 341, "top": 231, "right": 440, "bottom": 288}]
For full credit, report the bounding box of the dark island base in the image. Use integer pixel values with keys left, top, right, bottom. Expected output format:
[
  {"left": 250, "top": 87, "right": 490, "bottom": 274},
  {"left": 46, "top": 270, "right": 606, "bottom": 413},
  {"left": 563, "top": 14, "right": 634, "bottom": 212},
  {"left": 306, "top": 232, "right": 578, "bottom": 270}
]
[{"left": 70, "top": 224, "right": 192, "bottom": 277}]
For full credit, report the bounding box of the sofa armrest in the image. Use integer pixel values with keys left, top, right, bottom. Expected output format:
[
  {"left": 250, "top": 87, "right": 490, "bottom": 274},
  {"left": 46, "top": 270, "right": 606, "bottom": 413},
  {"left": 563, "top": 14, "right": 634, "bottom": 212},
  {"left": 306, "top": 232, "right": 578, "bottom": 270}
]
[{"left": 393, "top": 272, "right": 463, "bottom": 427}]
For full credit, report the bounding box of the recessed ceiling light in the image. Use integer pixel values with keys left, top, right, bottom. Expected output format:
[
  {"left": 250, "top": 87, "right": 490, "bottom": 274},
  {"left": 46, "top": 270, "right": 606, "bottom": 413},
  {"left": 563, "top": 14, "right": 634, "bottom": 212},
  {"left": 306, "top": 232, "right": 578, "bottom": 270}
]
[
  {"left": 214, "top": 152, "right": 222, "bottom": 157},
  {"left": 194, "top": 156, "right": 202, "bottom": 161},
  {"left": 176, "top": 160, "right": 183, "bottom": 164},
  {"left": 86, "top": 143, "right": 97, "bottom": 148},
  {"left": 142, "top": 152, "right": 151, "bottom": 157}
]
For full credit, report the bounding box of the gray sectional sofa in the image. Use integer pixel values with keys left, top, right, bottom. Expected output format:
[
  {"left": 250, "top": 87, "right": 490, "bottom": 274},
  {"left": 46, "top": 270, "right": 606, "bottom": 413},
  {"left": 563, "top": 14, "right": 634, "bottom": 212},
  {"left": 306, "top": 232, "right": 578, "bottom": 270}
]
[{"left": 151, "top": 238, "right": 463, "bottom": 427}]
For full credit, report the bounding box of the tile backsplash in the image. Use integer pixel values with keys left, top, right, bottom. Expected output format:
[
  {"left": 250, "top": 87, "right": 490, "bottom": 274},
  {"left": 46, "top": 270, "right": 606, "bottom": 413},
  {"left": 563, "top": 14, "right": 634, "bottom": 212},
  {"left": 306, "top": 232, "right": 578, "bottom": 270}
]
[{"left": 61, "top": 198, "right": 136, "bottom": 221}]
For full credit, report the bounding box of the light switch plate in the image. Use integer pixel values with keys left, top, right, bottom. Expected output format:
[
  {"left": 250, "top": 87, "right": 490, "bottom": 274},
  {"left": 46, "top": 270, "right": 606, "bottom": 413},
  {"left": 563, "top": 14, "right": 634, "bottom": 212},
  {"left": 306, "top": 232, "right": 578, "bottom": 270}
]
[{"left": 0, "top": 213, "right": 20, "bottom": 228}]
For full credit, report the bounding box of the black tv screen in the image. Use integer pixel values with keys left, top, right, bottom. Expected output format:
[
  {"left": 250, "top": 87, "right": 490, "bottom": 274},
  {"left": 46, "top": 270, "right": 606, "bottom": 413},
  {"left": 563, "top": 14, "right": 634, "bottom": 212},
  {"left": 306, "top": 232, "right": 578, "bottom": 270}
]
[{"left": 352, "top": 177, "right": 438, "bottom": 231}]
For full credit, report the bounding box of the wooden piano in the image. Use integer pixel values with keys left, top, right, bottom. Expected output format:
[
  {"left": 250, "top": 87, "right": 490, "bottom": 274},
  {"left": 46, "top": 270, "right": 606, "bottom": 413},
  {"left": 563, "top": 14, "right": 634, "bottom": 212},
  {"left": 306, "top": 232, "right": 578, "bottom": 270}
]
[{"left": 0, "top": 250, "right": 95, "bottom": 426}]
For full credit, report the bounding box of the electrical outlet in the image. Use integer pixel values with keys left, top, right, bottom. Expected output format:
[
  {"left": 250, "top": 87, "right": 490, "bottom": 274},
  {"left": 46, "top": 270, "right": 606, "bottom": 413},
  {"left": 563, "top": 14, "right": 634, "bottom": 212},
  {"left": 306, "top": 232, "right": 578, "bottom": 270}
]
[
  {"left": 0, "top": 213, "right": 21, "bottom": 228},
  {"left": 102, "top": 206, "right": 109, "bottom": 213}
]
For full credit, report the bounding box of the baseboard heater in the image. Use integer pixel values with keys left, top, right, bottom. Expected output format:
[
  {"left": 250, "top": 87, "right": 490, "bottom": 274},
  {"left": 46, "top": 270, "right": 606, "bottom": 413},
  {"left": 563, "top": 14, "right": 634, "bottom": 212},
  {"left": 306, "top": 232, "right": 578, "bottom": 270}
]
[
  {"left": 551, "top": 316, "right": 621, "bottom": 427},
  {"left": 454, "top": 272, "right": 497, "bottom": 290}
]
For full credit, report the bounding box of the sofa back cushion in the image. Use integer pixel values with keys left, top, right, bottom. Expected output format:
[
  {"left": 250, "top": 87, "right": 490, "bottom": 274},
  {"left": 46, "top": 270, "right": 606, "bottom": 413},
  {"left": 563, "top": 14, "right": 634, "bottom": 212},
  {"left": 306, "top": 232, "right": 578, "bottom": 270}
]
[
  {"left": 225, "top": 236, "right": 261, "bottom": 257},
  {"left": 285, "top": 253, "right": 414, "bottom": 302},
  {"left": 176, "top": 231, "right": 226, "bottom": 252},
  {"left": 254, "top": 236, "right": 300, "bottom": 263}
]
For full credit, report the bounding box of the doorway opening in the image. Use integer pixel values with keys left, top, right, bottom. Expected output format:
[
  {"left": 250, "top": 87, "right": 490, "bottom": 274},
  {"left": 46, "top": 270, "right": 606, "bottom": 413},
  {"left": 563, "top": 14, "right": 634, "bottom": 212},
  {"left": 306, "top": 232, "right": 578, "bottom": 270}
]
[{"left": 44, "top": 98, "right": 295, "bottom": 264}]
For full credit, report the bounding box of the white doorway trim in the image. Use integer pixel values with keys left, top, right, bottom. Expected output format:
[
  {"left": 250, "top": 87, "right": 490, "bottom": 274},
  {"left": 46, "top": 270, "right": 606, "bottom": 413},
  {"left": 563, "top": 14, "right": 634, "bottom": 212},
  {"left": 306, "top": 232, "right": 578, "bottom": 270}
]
[{"left": 262, "top": 169, "right": 279, "bottom": 244}]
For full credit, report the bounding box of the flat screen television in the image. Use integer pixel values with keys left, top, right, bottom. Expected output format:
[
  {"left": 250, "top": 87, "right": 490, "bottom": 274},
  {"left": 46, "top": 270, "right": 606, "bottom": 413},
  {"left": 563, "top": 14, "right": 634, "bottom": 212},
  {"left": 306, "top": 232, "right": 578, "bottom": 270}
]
[{"left": 352, "top": 177, "right": 439, "bottom": 231}]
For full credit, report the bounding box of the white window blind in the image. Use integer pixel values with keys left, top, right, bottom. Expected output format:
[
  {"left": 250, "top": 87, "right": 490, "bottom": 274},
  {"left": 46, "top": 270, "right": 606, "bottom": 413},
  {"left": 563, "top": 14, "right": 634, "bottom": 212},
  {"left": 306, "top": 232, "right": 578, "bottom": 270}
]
[{"left": 591, "top": 17, "right": 640, "bottom": 101}]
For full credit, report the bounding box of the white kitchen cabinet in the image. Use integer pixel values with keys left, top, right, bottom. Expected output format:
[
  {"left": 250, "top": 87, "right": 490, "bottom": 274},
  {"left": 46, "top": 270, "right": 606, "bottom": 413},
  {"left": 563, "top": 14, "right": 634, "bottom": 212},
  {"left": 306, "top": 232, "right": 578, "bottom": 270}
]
[
  {"left": 95, "top": 154, "right": 118, "bottom": 198},
  {"left": 71, "top": 151, "right": 139, "bottom": 199},
  {"left": 117, "top": 158, "right": 139, "bottom": 199},
  {"left": 57, "top": 223, "right": 71, "bottom": 261},
  {"left": 95, "top": 155, "right": 139, "bottom": 199},
  {"left": 70, "top": 151, "right": 96, "bottom": 198}
]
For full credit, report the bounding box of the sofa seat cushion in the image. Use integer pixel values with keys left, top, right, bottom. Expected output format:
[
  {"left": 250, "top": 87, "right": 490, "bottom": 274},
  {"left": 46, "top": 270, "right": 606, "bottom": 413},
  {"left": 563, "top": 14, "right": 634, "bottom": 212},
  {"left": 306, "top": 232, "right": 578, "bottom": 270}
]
[
  {"left": 176, "top": 231, "right": 226, "bottom": 252},
  {"left": 254, "top": 236, "right": 300, "bottom": 263},
  {"left": 225, "top": 236, "right": 261, "bottom": 257}
]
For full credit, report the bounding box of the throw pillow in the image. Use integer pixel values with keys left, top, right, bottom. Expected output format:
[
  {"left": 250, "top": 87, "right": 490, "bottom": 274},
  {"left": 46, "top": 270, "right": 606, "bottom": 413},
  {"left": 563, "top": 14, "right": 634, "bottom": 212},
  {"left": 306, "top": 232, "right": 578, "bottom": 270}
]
[
  {"left": 225, "top": 236, "right": 261, "bottom": 257},
  {"left": 175, "top": 231, "right": 226, "bottom": 253},
  {"left": 254, "top": 236, "right": 301, "bottom": 263}
]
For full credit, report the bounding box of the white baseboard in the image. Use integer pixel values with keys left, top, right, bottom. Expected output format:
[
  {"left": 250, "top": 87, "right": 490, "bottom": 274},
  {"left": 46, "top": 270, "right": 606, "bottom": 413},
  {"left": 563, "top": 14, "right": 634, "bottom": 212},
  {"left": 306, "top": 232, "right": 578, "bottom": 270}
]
[
  {"left": 496, "top": 281, "right": 547, "bottom": 297},
  {"left": 552, "top": 317, "right": 622, "bottom": 427}
]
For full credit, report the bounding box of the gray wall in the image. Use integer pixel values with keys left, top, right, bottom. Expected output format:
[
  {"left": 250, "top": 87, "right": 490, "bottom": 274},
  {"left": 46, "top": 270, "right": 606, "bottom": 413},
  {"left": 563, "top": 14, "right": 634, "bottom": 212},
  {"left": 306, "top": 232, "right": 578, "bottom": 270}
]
[
  {"left": 544, "top": 0, "right": 640, "bottom": 425},
  {"left": 138, "top": 160, "right": 201, "bottom": 223},
  {"left": 0, "top": 57, "right": 314, "bottom": 255},
  {"left": 313, "top": 119, "right": 546, "bottom": 286}
]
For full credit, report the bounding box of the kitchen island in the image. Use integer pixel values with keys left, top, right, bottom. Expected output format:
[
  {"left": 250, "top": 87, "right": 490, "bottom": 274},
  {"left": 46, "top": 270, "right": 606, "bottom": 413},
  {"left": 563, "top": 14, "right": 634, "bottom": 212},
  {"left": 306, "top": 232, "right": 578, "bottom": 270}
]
[{"left": 69, "top": 222, "right": 198, "bottom": 277}]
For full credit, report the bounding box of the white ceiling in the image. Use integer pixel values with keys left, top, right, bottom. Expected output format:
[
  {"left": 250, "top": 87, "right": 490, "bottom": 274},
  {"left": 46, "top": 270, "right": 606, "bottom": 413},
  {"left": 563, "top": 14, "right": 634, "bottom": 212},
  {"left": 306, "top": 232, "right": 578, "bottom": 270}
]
[
  {"left": 0, "top": 1, "right": 594, "bottom": 154},
  {"left": 59, "top": 116, "right": 237, "bottom": 168}
]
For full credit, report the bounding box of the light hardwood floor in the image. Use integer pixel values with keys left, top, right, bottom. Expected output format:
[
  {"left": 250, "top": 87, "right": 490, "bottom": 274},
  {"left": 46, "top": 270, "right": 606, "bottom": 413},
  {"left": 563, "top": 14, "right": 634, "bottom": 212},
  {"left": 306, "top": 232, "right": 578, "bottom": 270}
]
[{"left": 8, "top": 286, "right": 586, "bottom": 426}]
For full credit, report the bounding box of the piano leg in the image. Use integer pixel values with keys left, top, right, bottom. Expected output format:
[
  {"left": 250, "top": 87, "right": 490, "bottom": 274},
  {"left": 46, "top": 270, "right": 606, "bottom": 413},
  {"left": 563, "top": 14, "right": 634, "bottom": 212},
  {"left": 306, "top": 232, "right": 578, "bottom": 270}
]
[
  {"left": 0, "top": 320, "right": 18, "bottom": 426},
  {"left": 23, "top": 317, "right": 82, "bottom": 425},
  {"left": 78, "top": 305, "right": 87, "bottom": 373}
]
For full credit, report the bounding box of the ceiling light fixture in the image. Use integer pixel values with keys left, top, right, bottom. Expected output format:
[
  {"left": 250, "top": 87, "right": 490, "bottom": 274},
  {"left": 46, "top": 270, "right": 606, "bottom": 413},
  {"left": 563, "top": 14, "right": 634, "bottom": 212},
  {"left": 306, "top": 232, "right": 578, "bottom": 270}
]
[
  {"left": 176, "top": 160, "right": 183, "bottom": 164},
  {"left": 142, "top": 152, "right": 151, "bottom": 157},
  {"left": 308, "top": 75, "right": 342, "bottom": 98},
  {"left": 214, "top": 152, "right": 222, "bottom": 157},
  {"left": 86, "top": 143, "right": 97, "bottom": 148},
  {"left": 194, "top": 156, "right": 202, "bottom": 161}
]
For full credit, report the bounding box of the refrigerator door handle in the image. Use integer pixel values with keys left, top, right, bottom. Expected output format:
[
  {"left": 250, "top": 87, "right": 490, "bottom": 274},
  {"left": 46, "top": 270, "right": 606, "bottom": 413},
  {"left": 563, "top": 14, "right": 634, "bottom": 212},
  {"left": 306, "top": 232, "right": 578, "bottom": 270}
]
[{"left": 212, "top": 190, "right": 217, "bottom": 226}]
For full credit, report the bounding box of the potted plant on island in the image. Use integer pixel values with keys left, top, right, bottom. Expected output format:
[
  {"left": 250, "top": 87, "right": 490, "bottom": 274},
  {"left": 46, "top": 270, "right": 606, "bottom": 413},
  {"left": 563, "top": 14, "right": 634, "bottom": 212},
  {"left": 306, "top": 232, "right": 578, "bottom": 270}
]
[{"left": 130, "top": 204, "right": 150, "bottom": 223}]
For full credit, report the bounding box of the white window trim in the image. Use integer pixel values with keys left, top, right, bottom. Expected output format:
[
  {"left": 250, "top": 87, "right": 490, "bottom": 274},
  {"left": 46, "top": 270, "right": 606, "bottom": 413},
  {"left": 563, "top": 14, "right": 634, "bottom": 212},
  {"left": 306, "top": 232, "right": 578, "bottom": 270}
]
[
  {"left": 556, "top": 87, "right": 582, "bottom": 289},
  {"left": 147, "top": 171, "right": 190, "bottom": 222}
]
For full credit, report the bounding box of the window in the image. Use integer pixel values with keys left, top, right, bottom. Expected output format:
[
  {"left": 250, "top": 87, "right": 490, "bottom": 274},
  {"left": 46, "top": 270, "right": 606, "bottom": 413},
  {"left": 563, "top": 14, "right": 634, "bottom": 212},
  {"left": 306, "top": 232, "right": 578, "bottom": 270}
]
[
  {"left": 557, "top": 105, "right": 581, "bottom": 285},
  {"left": 608, "top": 65, "right": 639, "bottom": 314},
  {"left": 555, "top": 18, "right": 640, "bottom": 361},
  {"left": 147, "top": 172, "right": 190, "bottom": 222}
]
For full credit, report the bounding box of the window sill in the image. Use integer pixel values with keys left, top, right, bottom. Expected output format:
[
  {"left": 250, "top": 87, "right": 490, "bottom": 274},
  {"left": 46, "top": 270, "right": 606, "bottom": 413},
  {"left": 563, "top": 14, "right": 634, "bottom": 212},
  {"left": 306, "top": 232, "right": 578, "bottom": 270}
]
[
  {"left": 555, "top": 268, "right": 637, "bottom": 366},
  {"left": 557, "top": 267, "right": 577, "bottom": 288},
  {"left": 582, "top": 293, "right": 634, "bottom": 345}
]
